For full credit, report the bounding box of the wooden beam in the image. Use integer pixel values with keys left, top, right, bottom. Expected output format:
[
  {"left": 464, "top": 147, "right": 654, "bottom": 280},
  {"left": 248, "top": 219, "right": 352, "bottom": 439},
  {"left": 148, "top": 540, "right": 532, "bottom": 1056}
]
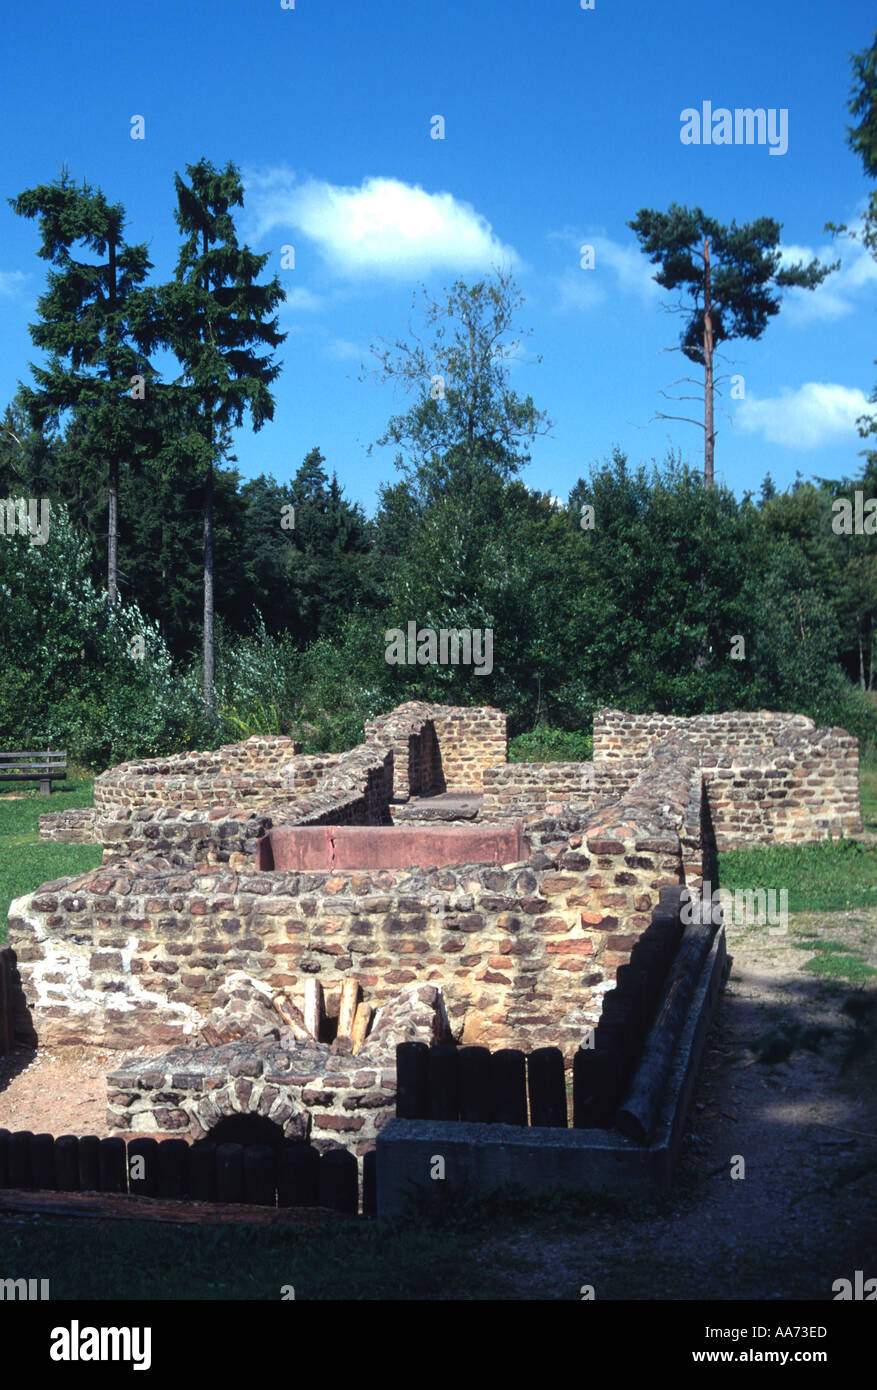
[
  {"left": 272, "top": 992, "right": 312, "bottom": 1042},
  {"left": 303, "top": 978, "right": 325, "bottom": 1042},
  {"left": 337, "top": 978, "right": 361, "bottom": 1041},
  {"left": 351, "top": 1002, "right": 373, "bottom": 1055},
  {"left": 0, "top": 1187, "right": 352, "bottom": 1227}
]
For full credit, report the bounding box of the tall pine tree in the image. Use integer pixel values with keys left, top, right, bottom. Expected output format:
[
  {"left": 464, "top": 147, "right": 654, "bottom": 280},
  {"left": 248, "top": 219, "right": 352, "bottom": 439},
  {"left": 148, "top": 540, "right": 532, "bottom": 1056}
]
[{"left": 628, "top": 204, "right": 836, "bottom": 486}]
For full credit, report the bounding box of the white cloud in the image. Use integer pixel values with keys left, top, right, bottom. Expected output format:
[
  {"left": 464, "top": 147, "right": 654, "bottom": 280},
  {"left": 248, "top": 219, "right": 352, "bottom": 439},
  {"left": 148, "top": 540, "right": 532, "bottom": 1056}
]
[
  {"left": 779, "top": 226, "right": 877, "bottom": 323},
  {"left": 0, "top": 271, "right": 26, "bottom": 297},
  {"left": 548, "top": 230, "right": 660, "bottom": 310},
  {"left": 736, "top": 381, "right": 871, "bottom": 449},
  {"left": 245, "top": 168, "right": 519, "bottom": 279},
  {"left": 279, "top": 286, "right": 324, "bottom": 313},
  {"left": 327, "top": 337, "right": 365, "bottom": 362}
]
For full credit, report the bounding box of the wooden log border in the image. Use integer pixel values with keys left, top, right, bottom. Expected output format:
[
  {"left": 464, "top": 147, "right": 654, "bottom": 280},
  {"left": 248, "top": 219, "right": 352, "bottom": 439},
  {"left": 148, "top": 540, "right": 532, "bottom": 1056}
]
[{"left": 0, "top": 1128, "right": 375, "bottom": 1217}]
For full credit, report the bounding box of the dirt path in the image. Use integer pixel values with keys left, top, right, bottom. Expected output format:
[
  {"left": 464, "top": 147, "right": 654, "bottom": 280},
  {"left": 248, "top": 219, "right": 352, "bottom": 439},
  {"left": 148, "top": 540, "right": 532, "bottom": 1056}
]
[{"left": 471, "top": 910, "right": 877, "bottom": 1299}]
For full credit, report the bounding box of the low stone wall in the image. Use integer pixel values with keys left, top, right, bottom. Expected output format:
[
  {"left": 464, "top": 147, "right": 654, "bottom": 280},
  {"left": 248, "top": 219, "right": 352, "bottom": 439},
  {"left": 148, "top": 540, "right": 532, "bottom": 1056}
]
[
  {"left": 9, "top": 798, "right": 689, "bottom": 1056},
  {"left": 364, "top": 703, "right": 440, "bottom": 800},
  {"left": 481, "top": 762, "right": 597, "bottom": 820},
  {"left": 38, "top": 807, "right": 97, "bottom": 843},
  {"left": 363, "top": 701, "right": 507, "bottom": 796},
  {"left": 16, "top": 700, "right": 860, "bottom": 1064},
  {"left": 428, "top": 705, "right": 507, "bottom": 789},
  {"left": 93, "top": 736, "right": 306, "bottom": 817},
  {"left": 105, "top": 984, "right": 447, "bottom": 1159},
  {"left": 592, "top": 709, "right": 861, "bottom": 847}
]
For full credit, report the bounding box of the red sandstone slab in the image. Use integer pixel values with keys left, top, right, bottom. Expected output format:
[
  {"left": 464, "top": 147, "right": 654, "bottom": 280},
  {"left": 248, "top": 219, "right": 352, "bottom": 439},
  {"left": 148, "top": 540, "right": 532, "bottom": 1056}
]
[{"left": 258, "top": 823, "right": 529, "bottom": 871}]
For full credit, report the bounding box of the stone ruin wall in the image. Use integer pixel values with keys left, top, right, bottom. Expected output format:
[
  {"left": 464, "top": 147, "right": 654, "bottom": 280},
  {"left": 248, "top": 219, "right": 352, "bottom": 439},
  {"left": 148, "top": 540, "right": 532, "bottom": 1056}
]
[
  {"left": 103, "top": 982, "right": 448, "bottom": 1153},
  {"left": 480, "top": 761, "right": 598, "bottom": 820},
  {"left": 592, "top": 710, "right": 862, "bottom": 849},
  {"left": 17, "top": 701, "right": 860, "bottom": 1066},
  {"left": 12, "top": 729, "right": 711, "bottom": 1062}
]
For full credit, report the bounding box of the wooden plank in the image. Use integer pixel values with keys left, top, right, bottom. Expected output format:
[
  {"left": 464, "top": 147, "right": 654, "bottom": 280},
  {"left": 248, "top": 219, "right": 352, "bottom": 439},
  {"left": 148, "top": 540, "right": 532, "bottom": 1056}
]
[
  {"left": 527, "top": 1047, "right": 568, "bottom": 1128},
  {"left": 0, "top": 750, "right": 67, "bottom": 761},
  {"left": 0, "top": 770, "right": 67, "bottom": 779},
  {"left": 30, "top": 1133, "right": 56, "bottom": 1190},
  {"left": 0, "top": 1186, "right": 352, "bottom": 1226},
  {"left": 216, "top": 1143, "right": 244, "bottom": 1203},
  {"left": 395, "top": 1041, "right": 429, "bottom": 1119},
  {"left": 491, "top": 1049, "right": 527, "bottom": 1127},
  {"left": 273, "top": 991, "right": 312, "bottom": 1042},
  {"left": 303, "top": 978, "right": 325, "bottom": 1042},
  {"left": 157, "top": 1139, "right": 188, "bottom": 1199},
  {"left": 458, "top": 1046, "right": 492, "bottom": 1122},
  {"left": 277, "top": 1145, "right": 319, "bottom": 1208},
  {"left": 317, "top": 1150, "right": 358, "bottom": 1214},
  {"left": 0, "top": 752, "right": 67, "bottom": 760},
  {"left": 350, "top": 1001, "right": 372, "bottom": 1055},
  {"left": 243, "top": 1145, "right": 276, "bottom": 1206},
  {"left": 337, "top": 977, "right": 360, "bottom": 1040},
  {"left": 0, "top": 755, "right": 67, "bottom": 763},
  {"left": 427, "top": 1043, "right": 459, "bottom": 1121}
]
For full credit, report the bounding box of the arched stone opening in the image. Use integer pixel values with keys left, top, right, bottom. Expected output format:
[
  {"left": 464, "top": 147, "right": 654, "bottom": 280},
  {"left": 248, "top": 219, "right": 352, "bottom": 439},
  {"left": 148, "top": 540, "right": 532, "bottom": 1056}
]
[
  {"left": 188, "top": 1078, "right": 309, "bottom": 1143},
  {"left": 206, "top": 1113, "right": 288, "bottom": 1148}
]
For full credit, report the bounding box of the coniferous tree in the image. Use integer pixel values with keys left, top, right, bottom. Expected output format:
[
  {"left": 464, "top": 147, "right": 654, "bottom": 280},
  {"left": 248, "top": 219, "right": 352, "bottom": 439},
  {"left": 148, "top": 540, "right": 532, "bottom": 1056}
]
[
  {"left": 10, "top": 168, "right": 158, "bottom": 600},
  {"left": 628, "top": 204, "right": 836, "bottom": 486},
  {"left": 157, "top": 158, "right": 286, "bottom": 711}
]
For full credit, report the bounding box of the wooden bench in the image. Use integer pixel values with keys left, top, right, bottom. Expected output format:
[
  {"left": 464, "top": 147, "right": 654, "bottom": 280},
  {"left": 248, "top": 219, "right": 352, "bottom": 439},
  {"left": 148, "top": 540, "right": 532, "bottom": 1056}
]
[{"left": 0, "top": 750, "right": 67, "bottom": 795}]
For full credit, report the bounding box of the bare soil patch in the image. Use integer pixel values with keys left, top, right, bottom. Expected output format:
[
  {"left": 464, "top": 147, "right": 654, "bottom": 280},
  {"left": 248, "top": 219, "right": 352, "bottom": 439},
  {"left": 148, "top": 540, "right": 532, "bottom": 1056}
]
[{"left": 0, "top": 1044, "right": 150, "bottom": 1138}]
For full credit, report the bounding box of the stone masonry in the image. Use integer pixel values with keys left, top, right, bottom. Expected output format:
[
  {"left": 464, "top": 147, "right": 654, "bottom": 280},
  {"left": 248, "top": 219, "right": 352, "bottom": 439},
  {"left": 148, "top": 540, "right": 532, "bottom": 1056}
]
[{"left": 15, "top": 701, "right": 861, "bottom": 1062}]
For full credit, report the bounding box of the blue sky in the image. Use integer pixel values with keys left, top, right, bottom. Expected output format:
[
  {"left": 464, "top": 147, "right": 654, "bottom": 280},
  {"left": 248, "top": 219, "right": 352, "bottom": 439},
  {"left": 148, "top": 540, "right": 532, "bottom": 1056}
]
[{"left": 2, "top": 0, "right": 876, "bottom": 515}]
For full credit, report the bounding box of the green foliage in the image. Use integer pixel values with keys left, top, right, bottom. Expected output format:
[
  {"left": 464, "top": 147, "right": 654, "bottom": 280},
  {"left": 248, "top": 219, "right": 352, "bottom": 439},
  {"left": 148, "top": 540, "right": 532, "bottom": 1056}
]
[
  {"left": 628, "top": 203, "right": 835, "bottom": 367},
  {"left": 0, "top": 501, "right": 204, "bottom": 765},
  {"left": 509, "top": 727, "right": 593, "bottom": 762},
  {"left": 367, "top": 269, "right": 553, "bottom": 503}
]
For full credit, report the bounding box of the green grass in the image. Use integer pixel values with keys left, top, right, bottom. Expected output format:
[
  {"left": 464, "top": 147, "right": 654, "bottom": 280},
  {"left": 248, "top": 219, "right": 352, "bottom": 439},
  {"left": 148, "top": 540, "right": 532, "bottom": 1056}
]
[
  {"left": 718, "top": 836, "right": 877, "bottom": 915},
  {"left": 0, "top": 770, "right": 100, "bottom": 945},
  {"left": 0, "top": 1176, "right": 698, "bottom": 1300},
  {"left": 0, "top": 1207, "right": 510, "bottom": 1301}
]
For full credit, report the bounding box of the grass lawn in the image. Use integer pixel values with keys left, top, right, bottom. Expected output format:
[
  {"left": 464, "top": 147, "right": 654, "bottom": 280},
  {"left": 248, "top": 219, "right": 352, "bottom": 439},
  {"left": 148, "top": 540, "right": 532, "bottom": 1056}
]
[
  {"left": 718, "top": 836, "right": 877, "bottom": 915},
  {"left": 0, "top": 1208, "right": 516, "bottom": 1300},
  {"left": 0, "top": 769, "right": 101, "bottom": 946},
  {"left": 0, "top": 1181, "right": 682, "bottom": 1300},
  {"left": 718, "top": 744, "right": 877, "bottom": 917}
]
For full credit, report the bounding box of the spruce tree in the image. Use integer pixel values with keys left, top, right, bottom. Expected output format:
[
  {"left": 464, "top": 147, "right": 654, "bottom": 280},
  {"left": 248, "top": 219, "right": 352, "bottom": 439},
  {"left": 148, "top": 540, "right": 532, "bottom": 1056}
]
[
  {"left": 10, "top": 167, "right": 158, "bottom": 599},
  {"left": 157, "top": 158, "right": 286, "bottom": 712}
]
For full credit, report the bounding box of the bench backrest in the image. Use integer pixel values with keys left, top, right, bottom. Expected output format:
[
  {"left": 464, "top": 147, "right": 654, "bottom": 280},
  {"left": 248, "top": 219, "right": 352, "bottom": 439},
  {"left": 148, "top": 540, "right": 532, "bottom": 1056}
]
[{"left": 0, "top": 752, "right": 67, "bottom": 776}]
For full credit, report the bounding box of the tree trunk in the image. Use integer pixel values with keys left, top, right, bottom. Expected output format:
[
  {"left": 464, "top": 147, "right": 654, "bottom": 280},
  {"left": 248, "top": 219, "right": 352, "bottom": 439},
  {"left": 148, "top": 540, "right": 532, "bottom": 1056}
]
[
  {"left": 203, "top": 457, "right": 215, "bottom": 714},
  {"left": 108, "top": 455, "right": 119, "bottom": 604},
  {"left": 107, "top": 234, "right": 120, "bottom": 604},
  {"left": 703, "top": 237, "right": 715, "bottom": 489}
]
